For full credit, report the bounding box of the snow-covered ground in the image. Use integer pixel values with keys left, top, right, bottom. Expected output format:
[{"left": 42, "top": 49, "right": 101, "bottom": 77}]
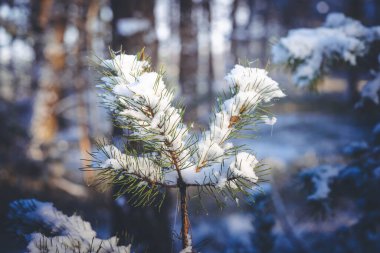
[{"left": 246, "top": 111, "right": 370, "bottom": 164}]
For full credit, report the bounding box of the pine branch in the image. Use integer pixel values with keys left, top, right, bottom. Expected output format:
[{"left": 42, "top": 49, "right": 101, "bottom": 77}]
[
  {"left": 272, "top": 13, "right": 380, "bottom": 88},
  {"left": 88, "top": 49, "right": 285, "bottom": 209},
  {"left": 194, "top": 65, "right": 285, "bottom": 174}
]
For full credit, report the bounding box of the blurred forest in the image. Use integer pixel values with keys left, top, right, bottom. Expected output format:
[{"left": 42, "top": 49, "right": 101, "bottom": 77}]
[{"left": 1, "top": 0, "right": 380, "bottom": 252}]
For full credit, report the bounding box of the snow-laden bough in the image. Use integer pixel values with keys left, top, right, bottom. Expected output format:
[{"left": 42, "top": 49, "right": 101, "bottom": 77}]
[
  {"left": 272, "top": 13, "right": 380, "bottom": 87},
  {"left": 8, "top": 199, "right": 131, "bottom": 253}
]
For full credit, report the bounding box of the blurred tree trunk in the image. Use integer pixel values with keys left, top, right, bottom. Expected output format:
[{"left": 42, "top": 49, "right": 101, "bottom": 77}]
[
  {"left": 347, "top": 66, "right": 360, "bottom": 103},
  {"left": 230, "top": 0, "right": 248, "bottom": 64},
  {"left": 29, "top": 0, "right": 67, "bottom": 161},
  {"left": 111, "top": 0, "right": 158, "bottom": 66},
  {"left": 246, "top": 0, "right": 255, "bottom": 30},
  {"left": 30, "top": 0, "right": 53, "bottom": 90},
  {"left": 28, "top": 0, "right": 91, "bottom": 198},
  {"left": 203, "top": 0, "right": 214, "bottom": 108},
  {"left": 73, "top": 0, "right": 98, "bottom": 183},
  {"left": 179, "top": 0, "right": 198, "bottom": 122},
  {"left": 345, "top": 0, "right": 364, "bottom": 20},
  {"left": 259, "top": 0, "right": 270, "bottom": 63},
  {"left": 231, "top": 0, "right": 238, "bottom": 32},
  {"left": 345, "top": 0, "right": 364, "bottom": 103},
  {"left": 109, "top": 1, "right": 172, "bottom": 252},
  {"left": 277, "top": 0, "right": 311, "bottom": 28}
]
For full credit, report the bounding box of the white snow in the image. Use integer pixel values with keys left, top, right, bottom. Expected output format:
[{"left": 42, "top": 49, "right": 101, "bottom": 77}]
[
  {"left": 261, "top": 115, "right": 277, "bottom": 125},
  {"left": 9, "top": 199, "right": 131, "bottom": 253},
  {"left": 225, "top": 65, "right": 286, "bottom": 102},
  {"left": 229, "top": 152, "right": 259, "bottom": 182},
  {"left": 27, "top": 233, "right": 131, "bottom": 253},
  {"left": 302, "top": 165, "right": 342, "bottom": 200},
  {"left": 272, "top": 13, "right": 380, "bottom": 87},
  {"left": 167, "top": 151, "right": 259, "bottom": 188},
  {"left": 93, "top": 145, "right": 163, "bottom": 183},
  {"left": 179, "top": 246, "right": 193, "bottom": 253},
  {"left": 101, "top": 53, "right": 149, "bottom": 83},
  {"left": 117, "top": 18, "right": 151, "bottom": 37},
  {"left": 356, "top": 73, "right": 380, "bottom": 107},
  {"left": 178, "top": 234, "right": 193, "bottom": 253}
]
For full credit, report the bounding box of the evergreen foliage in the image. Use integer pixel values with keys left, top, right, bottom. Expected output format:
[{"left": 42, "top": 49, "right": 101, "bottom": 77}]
[{"left": 88, "top": 49, "right": 285, "bottom": 251}]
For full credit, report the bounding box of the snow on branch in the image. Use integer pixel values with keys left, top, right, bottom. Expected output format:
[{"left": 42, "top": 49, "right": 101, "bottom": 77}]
[
  {"left": 193, "top": 65, "right": 284, "bottom": 178},
  {"left": 90, "top": 49, "right": 285, "bottom": 206},
  {"left": 272, "top": 13, "right": 380, "bottom": 87},
  {"left": 356, "top": 72, "right": 380, "bottom": 108},
  {"left": 8, "top": 199, "right": 131, "bottom": 253},
  {"left": 300, "top": 165, "right": 342, "bottom": 201}
]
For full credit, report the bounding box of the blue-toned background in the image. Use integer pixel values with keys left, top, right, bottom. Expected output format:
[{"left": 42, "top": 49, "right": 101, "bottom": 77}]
[{"left": 1, "top": 0, "right": 379, "bottom": 252}]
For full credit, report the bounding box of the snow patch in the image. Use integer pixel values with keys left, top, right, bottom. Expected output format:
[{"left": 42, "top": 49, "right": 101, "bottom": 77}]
[{"left": 117, "top": 18, "right": 151, "bottom": 37}]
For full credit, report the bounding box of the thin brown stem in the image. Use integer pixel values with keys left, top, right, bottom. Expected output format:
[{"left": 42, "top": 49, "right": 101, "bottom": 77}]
[{"left": 179, "top": 184, "right": 191, "bottom": 250}]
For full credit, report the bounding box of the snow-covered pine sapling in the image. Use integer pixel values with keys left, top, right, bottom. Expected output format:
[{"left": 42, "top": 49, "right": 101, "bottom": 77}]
[{"left": 88, "top": 49, "right": 285, "bottom": 251}]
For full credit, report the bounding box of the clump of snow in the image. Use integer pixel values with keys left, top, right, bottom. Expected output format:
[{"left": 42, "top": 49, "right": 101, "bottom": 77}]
[
  {"left": 300, "top": 165, "right": 342, "bottom": 200},
  {"left": 179, "top": 246, "right": 192, "bottom": 253},
  {"left": 170, "top": 151, "right": 259, "bottom": 188},
  {"left": 101, "top": 53, "right": 149, "bottom": 83},
  {"left": 9, "top": 199, "right": 131, "bottom": 253},
  {"left": 261, "top": 115, "right": 277, "bottom": 125},
  {"left": 229, "top": 152, "right": 259, "bottom": 182},
  {"left": 356, "top": 73, "right": 380, "bottom": 108},
  {"left": 92, "top": 145, "right": 163, "bottom": 183},
  {"left": 178, "top": 234, "right": 193, "bottom": 253},
  {"left": 272, "top": 13, "right": 380, "bottom": 87},
  {"left": 325, "top": 13, "right": 380, "bottom": 41},
  {"left": 225, "top": 65, "right": 286, "bottom": 102}
]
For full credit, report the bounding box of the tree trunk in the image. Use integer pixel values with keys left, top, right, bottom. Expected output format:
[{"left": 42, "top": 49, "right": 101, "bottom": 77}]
[
  {"left": 347, "top": 67, "right": 360, "bottom": 104},
  {"left": 203, "top": 0, "right": 214, "bottom": 108},
  {"left": 30, "top": 0, "right": 53, "bottom": 90},
  {"left": 29, "top": 0, "right": 67, "bottom": 160},
  {"left": 73, "top": 0, "right": 96, "bottom": 183},
  {"left": 111, "top": 0, "right": 158, "bottom": 65},
  {"left": 179, "top": 0, "right": 198, "bottom": 122}
]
